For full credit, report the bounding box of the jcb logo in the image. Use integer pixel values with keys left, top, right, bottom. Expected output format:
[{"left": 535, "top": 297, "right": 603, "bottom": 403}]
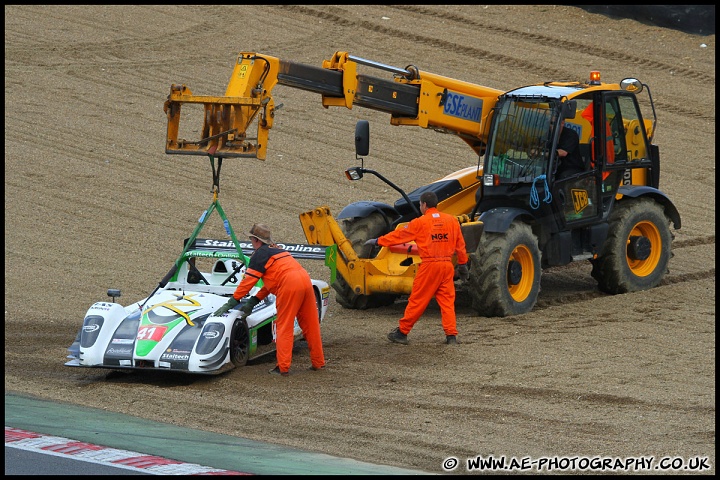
[
  {"left": 431, "top": 233, "right": 449, "bottom": 241},
  {"left": 571, "top": 189, "right": 589, "bottom": 213}
]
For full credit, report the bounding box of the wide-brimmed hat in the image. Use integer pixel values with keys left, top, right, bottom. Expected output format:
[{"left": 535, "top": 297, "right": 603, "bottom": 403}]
[{"left": 248, "top": 223, "right": 273, "bottom": 244}]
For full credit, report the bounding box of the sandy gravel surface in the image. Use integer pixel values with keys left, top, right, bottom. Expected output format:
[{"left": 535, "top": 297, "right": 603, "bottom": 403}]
[{"left": 5, "top": 5, "right": 715, "bottom": 474}]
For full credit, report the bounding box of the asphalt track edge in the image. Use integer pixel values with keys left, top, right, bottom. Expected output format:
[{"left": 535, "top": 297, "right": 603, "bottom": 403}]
[{"left": 5, "top": 393, "right": 431, "bottom": 475}]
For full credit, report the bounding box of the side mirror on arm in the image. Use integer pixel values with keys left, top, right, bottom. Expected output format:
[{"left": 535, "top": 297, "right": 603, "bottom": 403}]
[{"left": 562, "top": 100, "right": 577, "bottom": 120}]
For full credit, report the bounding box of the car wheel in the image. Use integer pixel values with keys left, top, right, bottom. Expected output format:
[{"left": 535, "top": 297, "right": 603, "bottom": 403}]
[{"left": 230, "top": 316, "right": 250, "bottom": 367}]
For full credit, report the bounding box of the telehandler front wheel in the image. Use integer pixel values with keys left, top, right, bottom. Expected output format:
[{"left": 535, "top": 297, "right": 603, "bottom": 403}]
[
  {"left": 591, "top": 198, "right": 673, "bottom": 294},
  {"left": 468, "top": 221, "right": 541, "bottom": 317},
  {"left": 333, "top": 213, "right": 399, "bottom": 309}
]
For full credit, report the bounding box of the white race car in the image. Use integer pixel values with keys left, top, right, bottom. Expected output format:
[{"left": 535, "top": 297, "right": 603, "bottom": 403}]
[{"left": 65, "top": 237, "right": 330, "bottom": 374}]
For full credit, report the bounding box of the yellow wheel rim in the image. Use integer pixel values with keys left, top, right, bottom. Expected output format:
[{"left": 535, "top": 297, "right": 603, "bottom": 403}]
[
  {"left": 508, "top": 244, "right": 535, "bottom": 302},
  {"left": 626, "top": 220, "right": 661, "bottom": 277}
]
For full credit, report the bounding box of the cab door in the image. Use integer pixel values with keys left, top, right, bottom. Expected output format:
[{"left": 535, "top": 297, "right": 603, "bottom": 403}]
[
  {"left": 550, "top": 101, "right": 600, "bottom": 226},
  {"left": 554, "top": 172, "right": 599, "bottom": 224},
  {"left": 602, "top": 92, "right": 655, "bottom": 189},
  {"left": 597, "top": 95, "right": 626, "bottom": 199}
]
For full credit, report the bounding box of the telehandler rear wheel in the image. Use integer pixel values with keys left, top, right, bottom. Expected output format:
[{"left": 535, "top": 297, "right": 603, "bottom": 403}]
[
  {"left": 591, "top": 198, "right": 673, "bottom": 294},
  {"left": 333, "top": 212, "right": 399, "bottom": 309},
  {"left": 468, "top": 221, "right": 541, "bottom": 317}
]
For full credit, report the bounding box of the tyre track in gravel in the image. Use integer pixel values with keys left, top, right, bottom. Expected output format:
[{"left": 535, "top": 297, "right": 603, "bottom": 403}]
[
  {"left": 4, "top": 5, "right": 341, "bottom": 81},
  {"left": 443, "top": 383, "right": 714, "bottom": 415},
  {"left": 4, "top": 7, "right": 419, "bottom": 219},
  {"left": 4, "top": 6, "right": 236, "bottom": 65},
  {"left": 3, "top": 119, "right": 205, "bottom": 235},
  {"left": 8, "top": 5, "right": 713, "bottom": 126},
  {"left": 521, "top": 234, "right": 715, "bottom": 311},
  {"left": 532, "top": 267, "right": 716, "bottom": 312},
  {"left": 390, "top": 5, "right": 714, "bottom": 83}
]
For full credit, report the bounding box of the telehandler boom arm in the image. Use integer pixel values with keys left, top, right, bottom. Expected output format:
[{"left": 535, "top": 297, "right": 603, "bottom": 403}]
[{"left": 164, "top": 51, "right": 503, "bottom": 160}]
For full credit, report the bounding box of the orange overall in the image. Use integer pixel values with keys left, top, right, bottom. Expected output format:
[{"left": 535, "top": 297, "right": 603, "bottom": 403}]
[
  {"left": 378, "top": 207, "right": 468, "bottom": 336},
  {"left": 232, "top": 246, "right": 325, "bottom": 373}
]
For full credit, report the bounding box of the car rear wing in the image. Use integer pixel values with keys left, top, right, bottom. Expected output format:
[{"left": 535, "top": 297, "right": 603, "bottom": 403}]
[{"left": 191, "top": 238, "right": 327, "bottom": 260}]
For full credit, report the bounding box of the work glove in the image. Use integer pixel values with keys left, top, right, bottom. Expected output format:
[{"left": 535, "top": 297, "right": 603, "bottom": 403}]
[
  {"left": 214, "top": 297, "right": 239, "bottom": 316},
  {"left": 454, "top": 263, "right": 470, "bottom": 282},
  {"left": 240, "top": 295, "right": 261, "bottom": 315},
  {"left": 363, "top": 238, "right": 378, "bottom": 247}
]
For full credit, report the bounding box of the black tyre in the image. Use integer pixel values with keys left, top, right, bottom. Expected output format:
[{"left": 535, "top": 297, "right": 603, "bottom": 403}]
[
  {"left": 591, "top": 198, "right": 673, "bottom": 294},
  {"left": 468, "top": 221, "right": 541, "bottom": 317},
  {"left": 333, "top": 213, "right": 399, "bottom": 309},
  {"left": 229, "top": 316, "right": 250, "bottom": 367},
  {"left": 315, "top": 287, "right": 323, "bottom": 325}
]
